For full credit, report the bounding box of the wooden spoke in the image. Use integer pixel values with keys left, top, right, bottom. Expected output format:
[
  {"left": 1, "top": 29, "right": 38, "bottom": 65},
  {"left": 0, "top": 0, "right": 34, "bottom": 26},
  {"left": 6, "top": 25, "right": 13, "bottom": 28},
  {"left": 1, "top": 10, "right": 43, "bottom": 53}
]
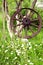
[
  {"left": 25, "top": 9, "right": 29, "bottom": 17},
  {"left": 25, "top": 27, "right": 28, "bottom": 35},
  {"left": 14, "top": 22, "right": 23, "bottom": 27},
  {"left": 19, "top": 13, "right": 24, "bottom": 18},
  {"left": 29, "top": 26, "right": 34, "bottom": 33},
  {"left": 18, "top": 26, "right": 24, "bottom": 33},
  {"left": 14, "top": 18, "right": 22, "bottom": 22},
  {"left": 30, "top": 23, "right": 38, "bottom": 28},
  {"left": 31, "top": 19, "right": 38, "bottom": 22},
  {"left": 18, "top": 26, "right": 24, "bottom": 36}
]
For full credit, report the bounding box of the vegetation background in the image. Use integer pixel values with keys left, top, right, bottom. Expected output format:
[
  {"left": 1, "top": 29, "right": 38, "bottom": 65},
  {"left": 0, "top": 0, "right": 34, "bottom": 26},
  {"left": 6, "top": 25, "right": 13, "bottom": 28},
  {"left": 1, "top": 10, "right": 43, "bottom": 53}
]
[{"left": 0, "top": 0, "right": 43, "bottom": 65}]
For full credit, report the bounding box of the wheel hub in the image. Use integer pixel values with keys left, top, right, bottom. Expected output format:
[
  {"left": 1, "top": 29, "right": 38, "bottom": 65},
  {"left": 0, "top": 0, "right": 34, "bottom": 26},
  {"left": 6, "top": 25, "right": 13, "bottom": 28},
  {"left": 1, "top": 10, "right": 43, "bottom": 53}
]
[{"left": 22, "top": 17, "right": 31, "bottom": 27}]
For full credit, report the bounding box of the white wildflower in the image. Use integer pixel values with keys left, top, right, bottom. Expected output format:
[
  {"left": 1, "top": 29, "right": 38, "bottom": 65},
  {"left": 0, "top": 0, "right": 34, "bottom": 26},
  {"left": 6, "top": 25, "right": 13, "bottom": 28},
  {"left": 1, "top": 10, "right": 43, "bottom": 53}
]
[
  {"left": 18, "top": 44, "right": 20, "bottom": 47},
  {"left": 39, "top": 44, "right": 42, "bottom": 46},
  {"left": 19, "top": 64, "right": 20, "bottom": 65},
  {"left": 25, "top": 64, "right": 27, "bottom": 65},
  {"left": 21, "top": 44, "right": 24, "bottom": 47},
  {"left": 21, "top": 38, "right": 28, "bottom": 42},
  {"left": 22, "top": 51, "right": 25, "bottom": 54},
  {"left": 13, "top": 57, "right": 17, "bottom": 60},
  {"left": 39, "top": 58, "right": 43, "bottom": 61},
  {"left": 14, "top": 62, "right": 15, "bottom": 64},
  {"left": 5, "top": 50, "right": 8, "bottom": 53},
  {"left": 11, "top": 42, "right": 14, "bottom": 48},
  {"left": 29, "top": 42, "right": 31, "bottom": 46},
  {"left": 16, "top": 49, "right": 21, "bottom": 56},
  {"left": 7, "top": 46, "right": 10, "bottom": 48},
  {"left": 11, "top": 51, "right": 13, "bottom": 55},
  {"left": 29, "top": 46, "right": 32, "bottom": 50},
  {"left": 35, "top": 44, "right": 38, "bottom": 47},
  {"left": 14, "top": 57, "right": 17, "bottom": 60},
  {"left": 28, "top": 60, "right": 30, "bottom": 62},
  {"left": 5, "top": 57, "right": 9, "bottom": 59},
  {"left": 7, "top": 62, "right": 9, "bottom": 65},
  {"left": 2, "top": 45, "right": 4, "bottom": 48},
  {"left": 29, "top": 62, "right": 34, "bottom": 65}
]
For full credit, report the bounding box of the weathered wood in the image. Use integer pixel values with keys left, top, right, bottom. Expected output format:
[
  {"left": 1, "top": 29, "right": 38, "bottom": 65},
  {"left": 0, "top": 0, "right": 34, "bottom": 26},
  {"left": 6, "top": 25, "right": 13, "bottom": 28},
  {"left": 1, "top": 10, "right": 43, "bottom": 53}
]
[
  {"left": 27, "top": 0, "right": 37, "bottom": 16},
  {"left": 2, "top": 0, "right": 13, "bottom": 38}
]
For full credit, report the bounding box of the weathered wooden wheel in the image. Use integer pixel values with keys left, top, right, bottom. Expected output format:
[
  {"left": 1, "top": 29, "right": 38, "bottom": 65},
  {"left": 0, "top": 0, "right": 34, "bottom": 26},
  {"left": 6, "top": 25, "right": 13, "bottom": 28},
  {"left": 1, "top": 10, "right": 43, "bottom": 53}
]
[
  {"left": 10, "top": 8, "right": 42, "bottom": 39},
  {"left": 3, "top": 0, "right": 42, "bottom": 39}
]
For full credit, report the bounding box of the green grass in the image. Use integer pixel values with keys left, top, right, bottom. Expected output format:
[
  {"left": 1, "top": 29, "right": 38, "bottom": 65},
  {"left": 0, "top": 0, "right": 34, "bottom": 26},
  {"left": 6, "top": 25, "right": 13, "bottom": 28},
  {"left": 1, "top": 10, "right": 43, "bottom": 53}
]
[
  {"left": 0, "top": 0, "right": 43, "bottom": 65},
  {"left": 0, "top": 28, "right": 43, "bottom": 65}
]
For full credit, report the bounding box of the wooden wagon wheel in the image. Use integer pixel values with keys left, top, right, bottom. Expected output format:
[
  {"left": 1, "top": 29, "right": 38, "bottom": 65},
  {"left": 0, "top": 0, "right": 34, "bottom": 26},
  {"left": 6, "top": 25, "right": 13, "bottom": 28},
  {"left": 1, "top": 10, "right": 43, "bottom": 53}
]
[
  {"left": 10, "top": 8, "right": 42, "bottom": 39},
  {"left": 3, "top": 0, "right": 42, "bottom": 39}
]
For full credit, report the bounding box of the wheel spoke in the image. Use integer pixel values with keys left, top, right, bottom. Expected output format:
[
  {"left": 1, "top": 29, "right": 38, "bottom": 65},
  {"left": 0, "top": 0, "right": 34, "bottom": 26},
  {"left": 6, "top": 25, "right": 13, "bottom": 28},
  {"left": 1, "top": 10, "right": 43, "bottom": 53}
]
[
  {"left": 25, "top": 9, "right": 29, "bottom": 17},
  {"left": 29, "top": 12, "right": 34, "bottom": 18},
  {"left": 14, "top": 22, "right": 23, "bottom": 27},
  {"left": 19, "top": 13, "right": 24, "bottom": 18},
  {"left": 14, "top": 18, "right": 22, "bottom": 22},
  {"left": 30, "top": 23, "right": 38, "bottom": 28},
  {"left": 25, "top": 27, "right": 28, "bottom": 35},
  {"left": 18, "top": 26, "right": 24, "bottom": 36},
  {"left": 25, "top": 9, "right": 34, "bottom": 18},
  {"left": 19, "top": 26, "right": 24, "bottom": 33},
  {"left": 29, "top": 26, "right": 34, "bottom": 33},
  {"left": 31, "top": 19, "right": 38, "bottom": 22}
]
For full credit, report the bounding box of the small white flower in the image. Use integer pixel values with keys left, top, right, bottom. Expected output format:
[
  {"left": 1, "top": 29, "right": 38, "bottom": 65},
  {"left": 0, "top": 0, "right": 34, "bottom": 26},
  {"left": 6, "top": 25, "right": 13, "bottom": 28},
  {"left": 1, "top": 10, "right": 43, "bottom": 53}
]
[
  {"left": 29, "top": 62, "right": 34, "bottom": 65},
  {"left": 21, "top": 44, "right": 24, "bottom": 47},
  {"left": 14, "top": 57, "right": 17, "bottom": 60},
  {"left": 39, "top": 44, "right": 42, "bottom": 46},
  {"left": 7, "top": 62, "right": 9, "bottom": 65},
  {"left": 5, "top": 50, "right": 8, "bottom": 53},
  {"left": 14, "top": 62, "right": 15, "bottom": 64},
  {"left": 11, "top": 51, "right": 13, "bottom": 55},
  {"left": 10, "top": 42, "right": 14, "bottom": 48},
  {"left": 28, "top": 60, "right": 30, "bottom": 62},
  {"left": 29, "top": 42, "right": 31, "bottom": 46},
  {"left": 16, "top": 49, "right": 21, "bottom": 56},
  {"left": 18, "top": 44, "right": 20, "bottom": 47},
  {"left": 19, "top": 64, "right": 20, "bottom": 65},
  {"left": 21, "top": 38, "right": 28, "bottom": 42},
  {"left": 11, "top": 52, "right": 13, "bottom": 55},
  {"left": 2, "top": 45, "right": 4, "bottom": 48},
  {"left": 25, "top": 64, "right": 27, "bottom": 65},
  {"left": 22, "top": 51, "right": 25, "bottom": 54},
  {"left": 35, "top": 44, "right": 38, "bottom": 47},
  {"left": 5, "top": 57, "right": 9, "bottom": 59},
  {"left": 13, "top": 57, "right": 17, "bottom": 60},
  {"left": 16, "top": 50, "right": 18, "bottom": 53},
  {"left": 39, "top": 58, "right": 43, "bottom": 61},
  {"left": 29, "top": 46, "right": 32, "bottom": 49},
  {"left": 7, "top": 46, "right": 10, "bottom": 48}
]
